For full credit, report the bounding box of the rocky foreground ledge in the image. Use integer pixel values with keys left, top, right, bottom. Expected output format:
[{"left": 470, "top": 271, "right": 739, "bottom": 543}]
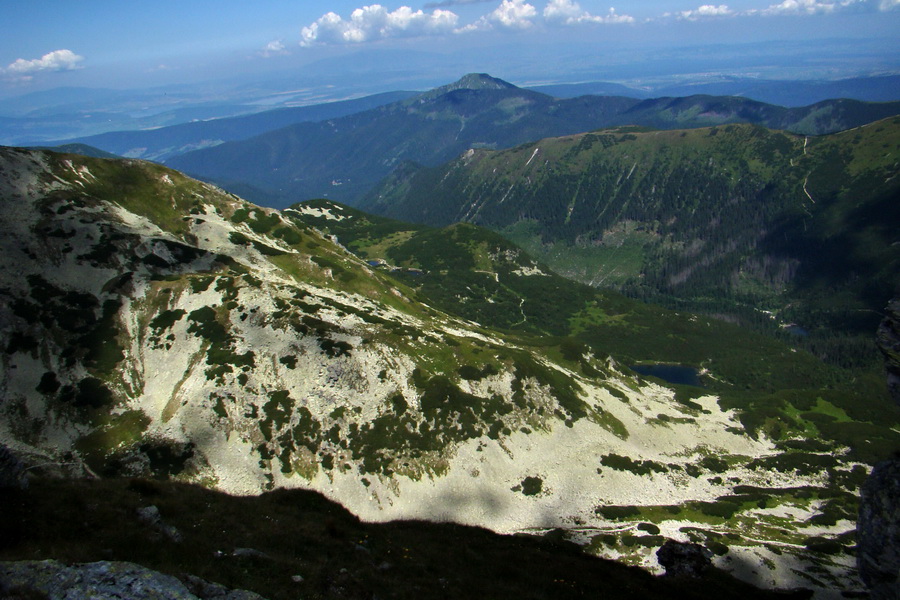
[{"left": 0, "top": 560, "right": 264, "bottom": 600}]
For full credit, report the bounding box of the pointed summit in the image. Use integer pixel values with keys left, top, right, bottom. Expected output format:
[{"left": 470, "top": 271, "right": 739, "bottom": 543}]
[
  {"left": 412, "top": 73, "right": 519, "bottom": 102},
  {"left": 440, "top": 73, "right": 518, "bottom": 92}
]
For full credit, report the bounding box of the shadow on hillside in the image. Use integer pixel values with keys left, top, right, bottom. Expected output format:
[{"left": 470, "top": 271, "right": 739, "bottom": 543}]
[{"left": 0, "top": 475, "right": 815, "bottom": 600}]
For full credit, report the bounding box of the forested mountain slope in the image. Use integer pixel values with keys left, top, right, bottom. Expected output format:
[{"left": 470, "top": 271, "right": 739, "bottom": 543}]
[
  {"left": 168, "top": 74, "right": 900, "bottom": 207},
  {"left": 364, "top": 118, "right": 900, "bottom": 371}
]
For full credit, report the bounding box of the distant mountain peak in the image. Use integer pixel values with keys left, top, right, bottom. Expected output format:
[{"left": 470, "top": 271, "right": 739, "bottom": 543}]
[
  {"left": 411, "top": 73, "right": 519, "bottom": 102},
  {"left": 443, "top": 73, "right": 518, "bottom": 92}
]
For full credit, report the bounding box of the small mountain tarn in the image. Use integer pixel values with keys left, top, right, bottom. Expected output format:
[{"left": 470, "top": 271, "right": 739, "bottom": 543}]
[{"left": 631, "top": 365, "right": 702, "bottom": 387}]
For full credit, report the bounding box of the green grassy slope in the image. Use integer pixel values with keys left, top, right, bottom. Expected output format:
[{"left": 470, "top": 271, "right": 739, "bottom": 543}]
[
  {"left": 292, "top": 199, "right": 898, "bottom": 463},
  {"left": 364, "top": 118, "right": 900, "bottom": 371}
]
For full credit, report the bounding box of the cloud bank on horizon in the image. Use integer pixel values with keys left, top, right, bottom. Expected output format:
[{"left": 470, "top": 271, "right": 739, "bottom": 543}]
[
  {"left": 4, "top": 0, "right": 897, "bottom": 87},
  {"left": 296, "top": 0, "right": 898, "bottom": 46}
]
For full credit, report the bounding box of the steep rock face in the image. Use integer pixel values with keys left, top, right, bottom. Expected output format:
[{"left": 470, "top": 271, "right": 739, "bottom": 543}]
[
  {"left": 0, "top": 147, "right": 885, "bottom": 596},
  {"left": 857, "top": 299, "right": 900, "bottom": 599},
  {"left": 0, "top": 444, "right": 27, "bottom": 490},
  {"left": 858, "top": 458, "right": 900, "bottom": 600}
]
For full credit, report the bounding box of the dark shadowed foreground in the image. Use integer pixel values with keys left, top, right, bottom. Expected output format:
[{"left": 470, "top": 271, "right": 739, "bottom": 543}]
[{"left": 0, "top": 476, "right": 810, "bottom": 600}]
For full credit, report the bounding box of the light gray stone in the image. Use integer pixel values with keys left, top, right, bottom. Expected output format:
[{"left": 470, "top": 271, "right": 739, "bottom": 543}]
[{"left": 0, "top": 560, "right": 267, "bottom": 600}]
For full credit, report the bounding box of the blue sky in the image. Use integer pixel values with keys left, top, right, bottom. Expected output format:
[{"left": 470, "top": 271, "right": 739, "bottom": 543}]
[{"left": 2, "top": 0, "right": 898, "bottom": 93}]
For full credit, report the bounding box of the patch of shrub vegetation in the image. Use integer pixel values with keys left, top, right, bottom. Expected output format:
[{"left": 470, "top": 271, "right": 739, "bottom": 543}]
[
  {"left": 79, "top": 299, "right": 125, "bottom": 374},
  {"left": 804, "top": 537, "right": 843, "bottom": 555},
  {"left": 247, "top": 209, "right": 281, "bottom": 234},
  {"left": 272, "top": 226, "right": 302, "bottom": 246},
  {"left": 622, "top": 535, "right": 665, "bottom": 548},
  {"left": 600, "top": 454, "right": 667, "bottom": 476},
  {"left": 5, "top": 332, "right": 38, "bottom": 355},
  {"left": 695, "top": 500, "right": 742, "bottom": 520},
  {"left": 595, "top": 505, "right": 641, "bottom": 519},
  {"left": 187, "top": 305, "right": 255, "bottom": 381},
  {"left": 261, "top": 390, "right": 294, "bottom": 439},
  {"left": 229, "top": 231, "right": 250, "bottom": 245},
  {"left": 638, "top": 523, "right": 661, "bottom": 535},
  {"left": 520, "top": 476, "right": 543, "bottom": 496},
  {"left": 190, "top": 276, "right": 214, "bottom": 293},
  {"left": 419, "top": 375, "right": 508, "bottom": 440},
  {"left": 390, "top": 393, "right": 408, "bottom": 415},
  {"left": 59, "top": 377, "right": 116, "bottom": 411},
  {"left": 318, "top": 338, "right": 353, "bottom": 358},
  {"left": 139, "top": 439, "right": 195, "bottom": 478},
  {"left": 511, "top": 353, "right": 585, "bottom": 419},
  {"left": 187, "top": 306, "right": 227, "bottom": 343},
  {"left": 252, "top": 240, "right": 287, "bottom": 256},
  {"left": 242, "top": 273, "right": 262, "bottom": 288},
  {"left": 708, "top": 541, "right": 729, "bottom": 556},
  {"left": 809, "top": 494, "right": 858, "bottom": 526},
  {"left": 73, "top": 410, "right": 151, "bottom": 471},
  {"left": 699, "top": 456, "right": 729, "bottom": 473},
  {"left": 36, "top": 372, "right": 61, "bottom": 395},
  {"left": 596, "top": 534, "right": 618, "bottom": 547},
  {"left": 457, "top": 363, "right": 499, "bottom": 381},
  {"left": 559, "top": 337, "right": 588, "bottom": 362},
  {"left": 748, "top": 452, "right": 839, "bottom": 476},
  {"left": 149, "top": 309, "right": 186, "bottom": 334}
]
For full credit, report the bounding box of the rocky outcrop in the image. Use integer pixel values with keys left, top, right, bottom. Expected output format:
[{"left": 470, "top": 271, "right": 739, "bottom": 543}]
[
  {"left": 0, "top": 444, "right": 27, "bottom": 490},
  {"left": 656, "top": 540, "right": 712, "bottom": 578},
  {"left": 877, "top": 298, "right": 900, "bottom": 406},
  {"left": 0, "top": 560, "right": 266, "bottom": 600},
  {"left": 856, "top": 299, "right": 900, "bottom": 599},
  {"left": 858, "top": 458, "right": 900, "bottom": 600},
  {"left": 136, "top": 505, "right": 183, "bottom": 543}
]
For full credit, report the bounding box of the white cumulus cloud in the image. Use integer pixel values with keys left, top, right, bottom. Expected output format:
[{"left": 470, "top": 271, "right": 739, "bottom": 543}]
[
  {"left": 452, "top": 0, "right": 538, "bottom": 32},
  {"left": 300, "top": 5, "right": 459, "bottom": 46},
  {"left": 595, "top": 7, "right": 636, "bottom": 23},
  {"left": 759, "top": 0, "right": 863, "bottom": 15},
  {"left": 261, "top": 40, "right": 289, "bottom": 57},
  {"left": 490, "top": 0, "right": 538, "bottom": 28},
  {"left": 879, "top": 0, "right": 900, "bottom": 9},
  {"left": 678, "top": 4, "right": 733, "bottom": 19},
  {"left": 544, "top": 1, "right": 634, "bottom": 24},
  {"left": 5, "top": 49, "right": 84, "bottom": 76},
  {"left": 544, "top": 0, "right": 584, "bottom": 21},
  {"left": 424, "top": 0, "right": 494, "bottom": 6}
]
